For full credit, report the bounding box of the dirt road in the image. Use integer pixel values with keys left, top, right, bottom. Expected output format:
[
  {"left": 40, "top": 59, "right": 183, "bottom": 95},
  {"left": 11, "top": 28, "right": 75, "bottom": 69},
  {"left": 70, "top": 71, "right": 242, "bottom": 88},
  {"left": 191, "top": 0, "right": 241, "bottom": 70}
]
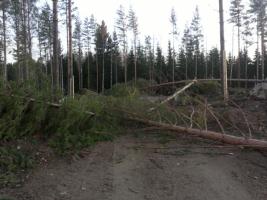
[{"left": 1, "top": 134, "right": 267, "bottom": 200}]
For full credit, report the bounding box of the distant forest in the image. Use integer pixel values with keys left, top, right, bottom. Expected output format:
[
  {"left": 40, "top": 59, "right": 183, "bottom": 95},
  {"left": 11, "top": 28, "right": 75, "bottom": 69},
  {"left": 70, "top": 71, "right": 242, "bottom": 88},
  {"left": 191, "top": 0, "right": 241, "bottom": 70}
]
[{"left": 0, "top": 0, "right": 266, "bottom": 94}]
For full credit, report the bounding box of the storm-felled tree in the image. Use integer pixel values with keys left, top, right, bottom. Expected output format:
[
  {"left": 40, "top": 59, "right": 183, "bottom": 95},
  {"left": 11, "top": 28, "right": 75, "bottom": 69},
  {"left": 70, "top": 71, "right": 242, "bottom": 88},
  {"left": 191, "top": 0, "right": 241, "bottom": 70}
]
[
  {"left": 190, "top": 6, "right": 203, "bottom": 78},
  {"left": 73, "top": 16, "right": 83, "bottom": 90},
  {"left": 229, "top": 0, "right": 244, "bottom": 86},
  {"left": 128, "top": 6, "right": 139, "bottom": 84},
  {"left": 116, "top": 5, "right": 128, "bottom": 83}
]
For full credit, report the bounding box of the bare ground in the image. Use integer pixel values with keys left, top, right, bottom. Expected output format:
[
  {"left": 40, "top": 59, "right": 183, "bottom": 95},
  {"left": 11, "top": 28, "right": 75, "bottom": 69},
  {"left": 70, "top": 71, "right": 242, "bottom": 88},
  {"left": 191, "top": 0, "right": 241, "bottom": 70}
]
[{"left": 1, "top": 133, "right": 267, "bottom": 200}]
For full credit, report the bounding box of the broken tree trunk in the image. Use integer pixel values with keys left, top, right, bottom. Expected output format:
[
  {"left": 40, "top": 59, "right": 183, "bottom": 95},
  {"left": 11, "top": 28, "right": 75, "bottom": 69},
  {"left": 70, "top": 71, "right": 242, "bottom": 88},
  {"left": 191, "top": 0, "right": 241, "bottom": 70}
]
[
  {"left": 127, "top": 116, "right": 267, "bottom": 150},
  {"left": 149, "top": 80, "right": 197, "bottom": 112}
]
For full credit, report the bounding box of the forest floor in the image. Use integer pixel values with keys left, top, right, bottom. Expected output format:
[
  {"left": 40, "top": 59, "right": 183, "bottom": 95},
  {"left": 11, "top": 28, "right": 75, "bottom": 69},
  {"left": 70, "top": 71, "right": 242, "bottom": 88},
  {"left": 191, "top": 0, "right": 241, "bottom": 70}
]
[{"left": 1, "top": 132, "right": 267, "bottom": 200}]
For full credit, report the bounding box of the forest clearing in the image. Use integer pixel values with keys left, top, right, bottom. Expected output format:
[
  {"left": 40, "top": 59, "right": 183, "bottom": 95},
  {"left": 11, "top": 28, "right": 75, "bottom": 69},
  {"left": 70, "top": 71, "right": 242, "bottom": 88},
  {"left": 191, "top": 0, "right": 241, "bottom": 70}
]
[{"left": 1, "top": 0, "right": 267, "bottom": 199}]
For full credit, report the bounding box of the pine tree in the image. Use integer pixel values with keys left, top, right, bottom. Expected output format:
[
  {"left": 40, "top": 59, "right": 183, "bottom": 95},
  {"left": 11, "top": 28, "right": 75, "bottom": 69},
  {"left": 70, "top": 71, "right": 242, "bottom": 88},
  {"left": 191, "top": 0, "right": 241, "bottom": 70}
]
[
  {"left": 249, "top": 0, "right": 267, "bottom": 80},
  {"left": 112, "top": 31, "right": 120, "bottom": 84},
  {"left": 0, "top": 0, "right": 9, "bottom": 83},
  {"left": 37, "top": 3, "right": 52, "bottom": 75},
  {"left": 128, "top": 6, "right": 139, "bottom": 84},
  {"left": 170, "top": 8, "right": 178, "bottom": 84},
  {"left": 82, "top": 15, "right": 95, "bottom": 89},
  {"left": 116, "top": 5, "right": 128, "bottom": 83},
  {"left": 190, "top": 6, "right": 203, "bottom": 78},
  {"left": 52, "top": 0, "right": 59, "bottom": 95},
  {"left": 73, "top": 16, "right": 83, "bottom": 90},
  {"left": 229, "top": 0, "right": 244, "bottom": 86}
]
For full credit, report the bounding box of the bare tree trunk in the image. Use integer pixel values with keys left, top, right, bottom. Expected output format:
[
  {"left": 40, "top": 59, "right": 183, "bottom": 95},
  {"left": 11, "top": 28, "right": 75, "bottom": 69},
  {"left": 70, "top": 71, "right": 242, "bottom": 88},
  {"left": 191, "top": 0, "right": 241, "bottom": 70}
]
[
  {"left": 22, "top": 0, "right": 28, "bottom": 80},
  {"left": 115, "top": 57, "right": 118, "bottom": 85},
  {"left": 219, "top": 0, "right": 229, "bottom": 102},
  {"left": 102, "top": 51, "right": 105, "bottom": 93},
  {"left": 87, "top": 52, "right": 90, "bottom": 89},
  {"left": 185, "top": 55, "right": 188, "bottom": 80},
  {"left": 2, "top": 8, "right": 7, "bottom": 83},
  {"left": 256, "top": 19, "right": 259, "bottom": 83},
  {"left": 134, "top": 38, "right": 137, "bottom": 84},
  {"left": 26, "top": 0, "right": 32, "bottom": 59},
  {"left": 110, "top": 52, "right": 113, "bottom": 88},
  {"left": 237, "top": 18, "right": 241, "bottom": 87},
  {"left": 52, "top": 0, "right": 59, "bottom": 96},
  {"left": 260, "top": 15, "right": 265, "bottom": 80},
  {"left": 96, "top": 54, "right": 99, "bottom": 92},
  {"left": 67, "top": 0, "right": 73, "bottom": 97},
  {"left": 195, "top": 54, "right": 198, "bottom": 78},
  {"left": 245, "top": 50, "right": 248, "bottom": 89},
  {"left": 128, "top": 116, "right": 267, "bottom": 150}
]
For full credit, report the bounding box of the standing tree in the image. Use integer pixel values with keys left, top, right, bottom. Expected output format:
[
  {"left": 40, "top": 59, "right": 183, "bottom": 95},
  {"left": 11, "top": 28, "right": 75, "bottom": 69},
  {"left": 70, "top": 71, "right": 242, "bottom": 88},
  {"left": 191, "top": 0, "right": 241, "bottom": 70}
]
[
  {"left": 249, "top": 0, "right": 267, "bottom": 80},
  {"left": 182, "top": 25, "right": 194, "bottom": 80},
  {"left": 52, "top": 0, "right": 59, "bottom": 95},
  {"left": 219, "top": 0, "right": 229, "bottom": 101},
  {"left": 0, "top": 0, "right": 9, "bottom": 83},
  {"left": 82, "top": 15, "right": 95, "bottom": 89},
  {"left": 100, "top": 21, "right": 108, "bottom": 93},
  {"left": 242, "top": 12, "right": 253, "bottom": 87},
  {"left": 73, "top": 16, "right": 83, "bottom": 90},
  {"left": 128, "top": 6, "right": 139, "bottom": 84},
  {"left": 170, "top": 8, "right": 178, "bottom": 84},
  {"left": 116, "top": 5, "right": 128, "bottom": 84},
  {"left": 37, "top": 3, "right": 52, "bottom": 75},
  {"left": 190, "top": 6, "right": 203, "bottom": 78},
  {"left": 229, "top": 0, "right": 244, "bottom": 87},
  {"left": 112, "top": 31, "right": 120, "bottom": 85},
  {"left": 67, "top": 0, "right": 73, "bottom": 96}
]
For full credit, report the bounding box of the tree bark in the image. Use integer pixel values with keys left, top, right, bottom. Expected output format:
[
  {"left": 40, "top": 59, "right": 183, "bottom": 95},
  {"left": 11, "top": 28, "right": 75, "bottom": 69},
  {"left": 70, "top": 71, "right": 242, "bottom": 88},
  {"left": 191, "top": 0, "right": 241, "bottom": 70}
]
[
  {"left": 52, "top": 0, "right": 59, "bottom": 96},
  {"left": 2, "top": 7, "right": 7, "bottom": 83},
  {"left": 67, "top": 0, "right": 73, "bottom": 97},
  {"left": 219, "top": 0, "right": 229, "bottom": 102}
]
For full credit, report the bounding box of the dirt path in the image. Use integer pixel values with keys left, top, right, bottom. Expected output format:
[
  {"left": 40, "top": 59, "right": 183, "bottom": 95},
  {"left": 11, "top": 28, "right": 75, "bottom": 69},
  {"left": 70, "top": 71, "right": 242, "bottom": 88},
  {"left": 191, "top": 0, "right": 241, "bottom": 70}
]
[{"left": 1, "top": 134, "right": 267, "bottom": 200}]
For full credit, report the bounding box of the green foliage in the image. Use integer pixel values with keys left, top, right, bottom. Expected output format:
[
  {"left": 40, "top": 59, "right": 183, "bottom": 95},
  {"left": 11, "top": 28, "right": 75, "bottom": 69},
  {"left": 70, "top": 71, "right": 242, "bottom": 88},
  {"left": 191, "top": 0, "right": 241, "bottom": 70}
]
[
  {"left": 189, "top": 81, "right": 221, "bottom": 96},
  {"left": 105, "top": 83, "right": 140, "bottom": 98},
  {"left": 0, "top": 147, "right": 34, "bottom": 187}
]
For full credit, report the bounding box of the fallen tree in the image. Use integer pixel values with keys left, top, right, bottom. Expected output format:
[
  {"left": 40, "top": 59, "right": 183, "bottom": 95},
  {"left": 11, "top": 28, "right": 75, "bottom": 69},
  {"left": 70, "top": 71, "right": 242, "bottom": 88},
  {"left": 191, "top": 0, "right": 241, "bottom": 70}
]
[{"left": 126, "top": 115, "right": 267, "bottom": 150}]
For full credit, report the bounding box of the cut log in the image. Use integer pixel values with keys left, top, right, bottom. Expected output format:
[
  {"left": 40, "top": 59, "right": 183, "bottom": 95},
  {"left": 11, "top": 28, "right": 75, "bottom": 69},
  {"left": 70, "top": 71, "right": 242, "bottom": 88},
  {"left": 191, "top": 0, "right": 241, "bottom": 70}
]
[{"left": 127, "top": 116, "right": 267, "bottom": 150}]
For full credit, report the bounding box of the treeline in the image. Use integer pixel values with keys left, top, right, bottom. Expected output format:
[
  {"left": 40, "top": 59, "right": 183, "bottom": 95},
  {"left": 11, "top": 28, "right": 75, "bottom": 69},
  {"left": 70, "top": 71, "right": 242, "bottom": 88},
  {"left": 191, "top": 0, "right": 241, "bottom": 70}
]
[{"left": 0, "top": 0, "right": 266, "bottom": 95}]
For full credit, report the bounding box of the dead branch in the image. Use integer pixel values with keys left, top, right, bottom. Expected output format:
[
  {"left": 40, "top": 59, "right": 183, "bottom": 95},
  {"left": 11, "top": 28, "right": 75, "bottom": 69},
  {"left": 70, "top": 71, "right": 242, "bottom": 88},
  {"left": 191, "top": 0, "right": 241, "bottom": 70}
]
[{"left": 229, "top": 100, "right": 252, "bottom": 138}]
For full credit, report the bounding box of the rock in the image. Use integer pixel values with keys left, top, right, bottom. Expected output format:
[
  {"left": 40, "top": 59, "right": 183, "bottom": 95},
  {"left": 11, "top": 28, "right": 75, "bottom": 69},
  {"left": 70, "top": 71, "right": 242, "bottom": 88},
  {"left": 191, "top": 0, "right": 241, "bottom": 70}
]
[{"left": 250, "top": 83, "right": 267, "bottom": 99}]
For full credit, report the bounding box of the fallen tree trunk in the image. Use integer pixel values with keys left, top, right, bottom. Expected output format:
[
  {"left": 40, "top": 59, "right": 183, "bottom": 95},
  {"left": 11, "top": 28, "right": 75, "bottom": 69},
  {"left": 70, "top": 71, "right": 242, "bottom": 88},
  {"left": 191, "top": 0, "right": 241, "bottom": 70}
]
[{"left": 128, "top": 116, "right": 267, "bottom": 150}]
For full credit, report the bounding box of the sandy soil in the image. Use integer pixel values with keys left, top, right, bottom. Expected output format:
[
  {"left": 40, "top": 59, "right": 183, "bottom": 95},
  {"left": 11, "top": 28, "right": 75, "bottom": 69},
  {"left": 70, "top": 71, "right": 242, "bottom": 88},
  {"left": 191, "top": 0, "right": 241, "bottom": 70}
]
[{"left": 1, "top": 133, "right": 267, "bottom": 200}]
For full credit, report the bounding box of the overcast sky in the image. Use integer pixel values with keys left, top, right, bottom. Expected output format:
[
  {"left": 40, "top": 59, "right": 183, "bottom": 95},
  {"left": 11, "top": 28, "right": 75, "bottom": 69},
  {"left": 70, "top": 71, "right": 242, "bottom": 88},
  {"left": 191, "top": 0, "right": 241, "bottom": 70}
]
[
  {"left": 33, "top": 0, "right": 255, "bottom": 59},
  {"left": 71, "top": 0, "right": 253, "bottom": 55}
]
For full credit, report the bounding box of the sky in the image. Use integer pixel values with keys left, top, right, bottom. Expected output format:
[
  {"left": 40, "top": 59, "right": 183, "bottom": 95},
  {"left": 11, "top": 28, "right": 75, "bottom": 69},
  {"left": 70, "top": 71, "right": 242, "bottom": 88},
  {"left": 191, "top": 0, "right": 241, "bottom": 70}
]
[
  {"left": 71, "top": 0, "right": 243, "bottom": 55},
  {"left": 31, "top": 0, "right": 255, "bottom": 60}
]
